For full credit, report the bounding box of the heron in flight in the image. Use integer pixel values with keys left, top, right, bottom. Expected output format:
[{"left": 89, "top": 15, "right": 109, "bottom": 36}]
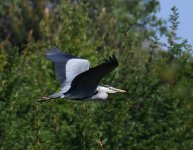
[{"left": 39, "top": 47, "right": 126, "bottom": 102}]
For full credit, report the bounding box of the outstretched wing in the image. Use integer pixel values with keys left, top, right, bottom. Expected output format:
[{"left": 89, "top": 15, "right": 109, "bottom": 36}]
[
  {"left": 66, "top": 55, "right": 119, "bottom": 98},
  {"left": 46, "top": 47, "right": 90, "bottom": 88}
]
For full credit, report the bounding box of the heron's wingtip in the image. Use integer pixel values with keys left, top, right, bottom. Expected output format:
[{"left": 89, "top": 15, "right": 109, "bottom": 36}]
[
  {"left": 105, "top": 54, "right": 119, "bottom": 66},
  {"left": 46, "top": 47, "right": 60, "bottom": 54}
]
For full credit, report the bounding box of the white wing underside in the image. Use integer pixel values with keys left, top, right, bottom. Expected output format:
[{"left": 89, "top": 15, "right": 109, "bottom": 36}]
[{"left": 60, "top": 58, "right": 90, "bottom": 93}]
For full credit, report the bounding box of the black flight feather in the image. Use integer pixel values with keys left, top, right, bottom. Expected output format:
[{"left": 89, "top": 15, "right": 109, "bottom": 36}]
[{"left": 66, "top": 54, "right": 119, "bottom": 98}]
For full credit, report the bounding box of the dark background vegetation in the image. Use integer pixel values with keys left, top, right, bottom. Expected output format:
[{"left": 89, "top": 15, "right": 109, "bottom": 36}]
[{"left": 0, "top": 0, "right": 193, "bottom": 149}]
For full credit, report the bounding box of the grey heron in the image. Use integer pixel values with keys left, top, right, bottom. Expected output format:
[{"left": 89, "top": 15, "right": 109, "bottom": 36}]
[{"left": 39, "top": 47, "right": 126, "bottom": 102}]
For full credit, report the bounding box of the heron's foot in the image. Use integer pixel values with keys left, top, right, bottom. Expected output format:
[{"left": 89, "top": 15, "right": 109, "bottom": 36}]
[{"left": 37, "top": 96, "right": 51, "bottom": 102}]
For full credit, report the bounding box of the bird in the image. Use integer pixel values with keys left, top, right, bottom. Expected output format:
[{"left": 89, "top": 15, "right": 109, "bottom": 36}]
[{"left": 38, "top": 47, "right": 126, "bottom": 102}]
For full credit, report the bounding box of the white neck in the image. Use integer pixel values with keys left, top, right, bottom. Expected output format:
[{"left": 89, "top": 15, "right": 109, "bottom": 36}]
[{"left": 91, "top": 86, "right": 108, "bottom": 100}]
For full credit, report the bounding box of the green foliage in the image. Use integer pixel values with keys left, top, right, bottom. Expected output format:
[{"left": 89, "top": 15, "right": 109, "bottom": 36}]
[{"left": 1, "top": 1, "right": 193, "bottom": 149}]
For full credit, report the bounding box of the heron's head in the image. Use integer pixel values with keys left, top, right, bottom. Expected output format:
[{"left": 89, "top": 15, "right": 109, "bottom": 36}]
[
  {"left": 92, "top": 85, "right": 126, "bottom": 100},
  {"left": 100, "top": 85, "right": 126, "bottom": 93}
]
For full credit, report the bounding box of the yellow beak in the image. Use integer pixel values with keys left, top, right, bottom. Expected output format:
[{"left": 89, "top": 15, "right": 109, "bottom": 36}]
[{"left": 109, "top": 87, "right": 126, "bottom": 93}]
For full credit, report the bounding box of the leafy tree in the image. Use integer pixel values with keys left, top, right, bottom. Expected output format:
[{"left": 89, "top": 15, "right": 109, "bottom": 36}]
[{"left": 1, "top": 1, "right": 193, "bottom": 150}]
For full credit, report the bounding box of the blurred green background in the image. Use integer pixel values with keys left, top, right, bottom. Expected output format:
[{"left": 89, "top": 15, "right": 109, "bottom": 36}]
[{"left": 0, "top": 0, "right": 193, "bottom": 149}]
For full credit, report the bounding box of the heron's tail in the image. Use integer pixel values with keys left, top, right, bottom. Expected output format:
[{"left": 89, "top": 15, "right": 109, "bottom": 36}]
[{"left": 37, "top": 93, "right": 64, "bottom": 102}]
